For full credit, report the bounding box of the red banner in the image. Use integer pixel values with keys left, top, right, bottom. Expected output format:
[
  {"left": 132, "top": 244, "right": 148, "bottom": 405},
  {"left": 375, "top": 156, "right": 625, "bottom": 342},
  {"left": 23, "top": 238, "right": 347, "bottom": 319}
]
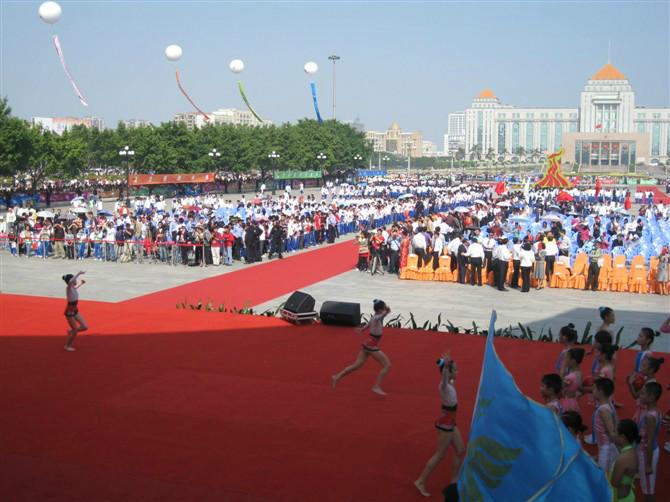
[{"left": 128, "top": 172, "right": 215, "bottom": 186}]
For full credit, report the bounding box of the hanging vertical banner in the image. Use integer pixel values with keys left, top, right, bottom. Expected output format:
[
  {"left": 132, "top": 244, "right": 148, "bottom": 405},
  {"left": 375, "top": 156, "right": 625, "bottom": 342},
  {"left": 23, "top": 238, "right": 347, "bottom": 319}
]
[
  {"left": 237, "top": 81, "right": 264, "bottom": 123},
  {"left": 175, "top": 71, "right": 210, "bottom": 121},
  {"left": 310, "top": 82, "right": 323, "bottom": 123},
  {"left": 52, "top": 35, "right": 88, "bottom": 106}
]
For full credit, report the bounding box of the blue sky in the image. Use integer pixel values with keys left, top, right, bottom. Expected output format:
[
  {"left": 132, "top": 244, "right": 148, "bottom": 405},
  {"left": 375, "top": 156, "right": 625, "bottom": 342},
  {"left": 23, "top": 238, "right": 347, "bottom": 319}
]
[{"left": 1, "top": 1, "right": 668, "bottom": 145}]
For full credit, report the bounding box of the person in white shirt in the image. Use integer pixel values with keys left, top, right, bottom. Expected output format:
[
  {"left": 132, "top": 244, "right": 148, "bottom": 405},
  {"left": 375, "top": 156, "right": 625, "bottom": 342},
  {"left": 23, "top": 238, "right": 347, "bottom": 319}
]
[
  {"left": 519, "top": 241, "right": 536, "bottom": 292},
  {"left": 447, "top": 235, "right": 461, "bottom": 273},
  {"left": 495, "top": 237, "right": 512, "bottom": 291},
  {"left": 544, "top": 233, "right": 559, "bottom": 280},
  {"left": 482, "top": 234, "right": 496, "bottom": 273},
  {"left": 431, "top": 228, "right": 445, "bottom": 271},
  {"left": 412, "top": 229, "right": 428, "bottom": 268},
  {"left": 465, "top": 239, "right": 485, "bottom": 286}
]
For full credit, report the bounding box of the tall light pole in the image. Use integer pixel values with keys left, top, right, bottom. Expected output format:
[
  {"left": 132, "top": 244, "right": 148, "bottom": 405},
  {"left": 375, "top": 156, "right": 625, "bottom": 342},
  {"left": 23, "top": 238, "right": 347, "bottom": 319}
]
[
  {"left": 353, "top": 154, "right": 362, "bottom": 171},
  {"left": 382, "top": 155, "right": 389, "bottom": 172},
  {"left": 405, "top": 142, "right": 412, "bottom": 178},
  {"left": 208, "top": 148, "right": 221, "bottom": 172},
  {"left": 268, "top": 150, "right": 280, "bottom": 194},
  {"left": 328, "top": 54, "right": 340, "bottom": 120},
  {"left": 119, "top": 145, "right": 135, "bottom": 206},
  {"left": 316, "top": 152, "right": 327, "bottom": 173}
]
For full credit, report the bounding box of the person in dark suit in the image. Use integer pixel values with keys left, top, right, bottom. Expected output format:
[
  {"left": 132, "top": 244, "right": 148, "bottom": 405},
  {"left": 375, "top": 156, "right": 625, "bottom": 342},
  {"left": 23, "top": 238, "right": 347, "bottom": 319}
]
[
  {"left": 457, "top": 239, "right": 469, "bottom": 284},
  {"left": 269, "top": 221, "right": 286, "bottom": 259}
]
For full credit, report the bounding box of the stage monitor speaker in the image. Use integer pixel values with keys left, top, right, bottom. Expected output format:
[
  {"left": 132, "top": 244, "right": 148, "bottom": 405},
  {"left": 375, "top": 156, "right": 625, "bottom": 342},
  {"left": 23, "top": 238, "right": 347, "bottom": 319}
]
[
  {"left": 284, "top": 291, "right": 316, "bottom": 314},
  {"left": 320, "top": 301, "right": 361, "bottom": 326}
]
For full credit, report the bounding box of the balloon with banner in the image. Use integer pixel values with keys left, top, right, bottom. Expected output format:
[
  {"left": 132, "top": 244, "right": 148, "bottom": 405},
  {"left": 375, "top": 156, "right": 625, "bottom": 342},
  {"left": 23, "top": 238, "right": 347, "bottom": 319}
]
[
  {"left": 38, "top": 2, "right": 88, "bottom": 106},
  {"left": 458, "top": 310, "right": 612, "bottom": 501},
  {"left": 166, "top": 44, "right": 210, "bottom": 121},
  {"left": 230, "top": 59, "right": 264, "bottom": 124},
  {"left": 304, "top": 62, "right": 323, "bottom": 123}
]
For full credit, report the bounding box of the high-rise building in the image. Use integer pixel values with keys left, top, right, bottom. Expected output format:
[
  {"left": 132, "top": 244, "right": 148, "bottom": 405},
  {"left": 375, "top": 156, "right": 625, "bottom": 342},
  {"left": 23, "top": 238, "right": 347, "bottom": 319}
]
[
  {"left": 365, "top": 122, "right": 424, "bottom": 157},
  {"left": 458, "top": 63, "right": 669, "bottom": 169},
  {"left": 174, "top": 108, "right": 272, "bottom": 129},
  {"left": 32, "top": 116, "right": 104, "bottom": 135},
  {"left": 446, "top": 112, "right": 466, "bottom": 153}
]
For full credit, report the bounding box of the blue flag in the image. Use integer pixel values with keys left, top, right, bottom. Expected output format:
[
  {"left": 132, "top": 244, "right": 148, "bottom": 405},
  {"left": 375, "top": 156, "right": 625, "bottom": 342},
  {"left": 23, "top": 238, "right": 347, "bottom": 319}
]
[{"left": 458, "top": 310, "right": 612, "bottom": 501}]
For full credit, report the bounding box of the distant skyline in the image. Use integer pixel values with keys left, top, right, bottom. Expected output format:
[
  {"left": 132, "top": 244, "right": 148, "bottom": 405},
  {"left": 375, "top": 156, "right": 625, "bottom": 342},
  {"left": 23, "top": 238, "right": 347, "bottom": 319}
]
[{"left": 1, "top": 1, "right": 668, "bottom": 145}]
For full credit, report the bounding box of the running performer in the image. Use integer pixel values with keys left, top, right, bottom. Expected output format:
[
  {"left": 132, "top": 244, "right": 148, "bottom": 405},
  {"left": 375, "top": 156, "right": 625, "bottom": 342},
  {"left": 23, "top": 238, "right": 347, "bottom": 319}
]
[
  {"left": 414, "top": 353, "right": 464, "bottom": 498},
  {"left": 63, "top": 271, "right": 88, "bottom": 352},
  {"left": 332, "top": 299, "right": 391, "bottom": 395}
]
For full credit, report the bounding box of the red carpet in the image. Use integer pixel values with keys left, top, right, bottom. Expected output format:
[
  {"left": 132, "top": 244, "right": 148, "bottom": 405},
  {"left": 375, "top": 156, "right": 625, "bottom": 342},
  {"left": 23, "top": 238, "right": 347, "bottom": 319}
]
[
  {"left": 1, "top": 293, "right": 668, "bottom": 501},
  {"left": 121, "top": 239, "right": 358, "bottom": 310},
  {"left": 637, "top": 185, "right": 670, "bottom": 204}
]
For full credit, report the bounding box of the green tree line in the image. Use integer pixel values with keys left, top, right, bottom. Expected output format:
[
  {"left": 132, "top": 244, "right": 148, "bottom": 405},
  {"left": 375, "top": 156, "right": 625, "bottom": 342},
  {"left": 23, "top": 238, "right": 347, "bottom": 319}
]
[{"left": 0, "top": 97, "right": 372, "bottom": 188}]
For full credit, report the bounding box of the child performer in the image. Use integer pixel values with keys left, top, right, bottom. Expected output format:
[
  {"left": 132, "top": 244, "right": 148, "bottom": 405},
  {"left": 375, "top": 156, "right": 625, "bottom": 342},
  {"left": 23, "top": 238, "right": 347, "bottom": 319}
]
[
  {"left": 556, "top": 323, "right": 578, "bottom": 377},
  {"left": 561, "top": 411, "right": 588, "bottom": 445},
  {"left": 540, "top": 373, "right": 563, "bottom": 415},
  {"left": 560, "top": 348, "right": 585, "bottom": 413},
  {"left": 610, "top": 419, "right": 639, "bottom": 502},
  {"left": 632, "top": 327, "right": 655, "bottom": 376},
  {"left": 591, "top": 378, "right": 618, "bottom": 473},
  {"left": 414, "top": 353, "right": 464, "bottom": 498},
  {"left": 628, "top": 357, "right": 664, "bottom": 421},
  {"left": 332, "top": 299, "right": 391, "bottom": 395},
  {"left": 637, "top": 382, "right": 662, "bottom": 502},
  {"left": 63, "top": 271, "right": 88, "bottom": 352}
]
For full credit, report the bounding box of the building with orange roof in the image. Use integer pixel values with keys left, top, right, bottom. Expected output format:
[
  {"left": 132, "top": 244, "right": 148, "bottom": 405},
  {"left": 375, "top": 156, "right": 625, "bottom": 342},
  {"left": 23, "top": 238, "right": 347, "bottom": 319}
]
[{"left": 459, "top": 63, "right": 669, "bottom": 171}]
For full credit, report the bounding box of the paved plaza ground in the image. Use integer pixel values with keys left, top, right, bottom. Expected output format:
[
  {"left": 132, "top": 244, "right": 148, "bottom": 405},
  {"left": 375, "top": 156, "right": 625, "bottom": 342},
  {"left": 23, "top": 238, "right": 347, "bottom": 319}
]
[{"left": 2, "top": 243, "right": 668, "bottom": 351}]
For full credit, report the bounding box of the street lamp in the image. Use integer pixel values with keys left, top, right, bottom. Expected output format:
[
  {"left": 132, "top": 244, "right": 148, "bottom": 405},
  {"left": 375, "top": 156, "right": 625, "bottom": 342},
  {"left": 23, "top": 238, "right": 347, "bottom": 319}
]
[
  {"left": 328, "top": 54, "right": 340, "bottom": 120},
  {"left": 405, "top": 142, "right": 412, "bottom": 178},
  {"left": 382, "top": 155, "right": 389, "bottom": 170},
  {"left": 268, "top": 150, "right": 280, "bottom": 194},
  {"left": 208, "top": 148, "right": 221, "bottom": 165},
  {"left": 118, "top": 145, "right": 135, "bottom": 206},
  {"left": 353, "top": 154, "right": 362, "bottom": 170}
]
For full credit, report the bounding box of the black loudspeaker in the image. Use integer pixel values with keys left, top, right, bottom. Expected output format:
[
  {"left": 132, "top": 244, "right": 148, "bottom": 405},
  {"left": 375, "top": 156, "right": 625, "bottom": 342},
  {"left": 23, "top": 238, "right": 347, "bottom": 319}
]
[
  {"left": 284, "top": 291, "right": 316, "bottom": 313},
  {"left": 320, "top": 301, "right": 361, "bottom": 326}
]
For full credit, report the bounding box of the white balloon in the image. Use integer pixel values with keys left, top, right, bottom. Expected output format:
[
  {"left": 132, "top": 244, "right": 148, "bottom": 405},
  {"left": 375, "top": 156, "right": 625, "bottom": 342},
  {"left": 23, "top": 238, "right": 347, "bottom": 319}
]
[
  {"left": 304, "top": 62, "right": 318, "bottom": 75},
  {"left": 229, "top": 59, "right": 245, "bottom": 74},
  {"left": 38, "top": 1, "right": 62, "bottom": 24},
  {"left": 165, "top": 44, "right": 183, "bottom": 62}
]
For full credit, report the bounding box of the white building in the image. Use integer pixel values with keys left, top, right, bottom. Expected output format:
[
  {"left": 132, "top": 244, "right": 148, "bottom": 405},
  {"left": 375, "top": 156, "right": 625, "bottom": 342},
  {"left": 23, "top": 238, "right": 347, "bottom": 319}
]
[
  {"left": 32, "top": 116, "right": 104, "bottom": 135},
  {"left": 446, "top": 112, "right": 466, "bottom": 153},
  {"left": 460, "top": 63, "right": 670, "bottom": 169},
  {"left": 122, "top": 119, "right": 151, "bottom": 129},
  {"left": 365, "top": 122, "right": 423, "bottom": 157},
  {"left": 174, "top": 108, "right": 271, "bottom": 129}
]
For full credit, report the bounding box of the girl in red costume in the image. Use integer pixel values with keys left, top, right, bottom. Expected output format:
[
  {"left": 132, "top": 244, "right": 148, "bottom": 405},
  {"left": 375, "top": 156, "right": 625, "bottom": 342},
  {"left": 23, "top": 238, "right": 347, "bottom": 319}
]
[{"left": 332, "top": 299, "right": 392, "bottom": 395}]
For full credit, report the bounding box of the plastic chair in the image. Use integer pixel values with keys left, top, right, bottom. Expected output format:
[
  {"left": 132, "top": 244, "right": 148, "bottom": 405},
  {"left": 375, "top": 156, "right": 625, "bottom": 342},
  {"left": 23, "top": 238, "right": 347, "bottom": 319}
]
[
  {"left": 550, "top": 261, "right": 570, "bottom": 288},
  {"left": 400, "top": 254, "right": 419, "bottom": 280},
  {"left": 569, "top": 252, "right": 588, "bottom": 289},
  {"left": 628, "top": 255, "right": 648, "bottom": 294},
  {"left": 416, "top": 254, "right": 436, "bottom": 281},
  {"left": 648, "top": 256, "right": 660, "bottom": 294},
  {"left": 597, "top": 254, "right": 611, "bottom": 291},
  {"left": 434, "top": 255, "right": 453, "bottom": 282},
  {"left": 610, "top": 255, "right": 628, "bottom": 292}
]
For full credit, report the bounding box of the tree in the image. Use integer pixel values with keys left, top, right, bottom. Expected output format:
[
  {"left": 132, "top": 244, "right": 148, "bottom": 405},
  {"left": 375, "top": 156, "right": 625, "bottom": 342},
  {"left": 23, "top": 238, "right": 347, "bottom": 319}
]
[{"left": 0, "top": 97, "right": 33, "bottom": 178}]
